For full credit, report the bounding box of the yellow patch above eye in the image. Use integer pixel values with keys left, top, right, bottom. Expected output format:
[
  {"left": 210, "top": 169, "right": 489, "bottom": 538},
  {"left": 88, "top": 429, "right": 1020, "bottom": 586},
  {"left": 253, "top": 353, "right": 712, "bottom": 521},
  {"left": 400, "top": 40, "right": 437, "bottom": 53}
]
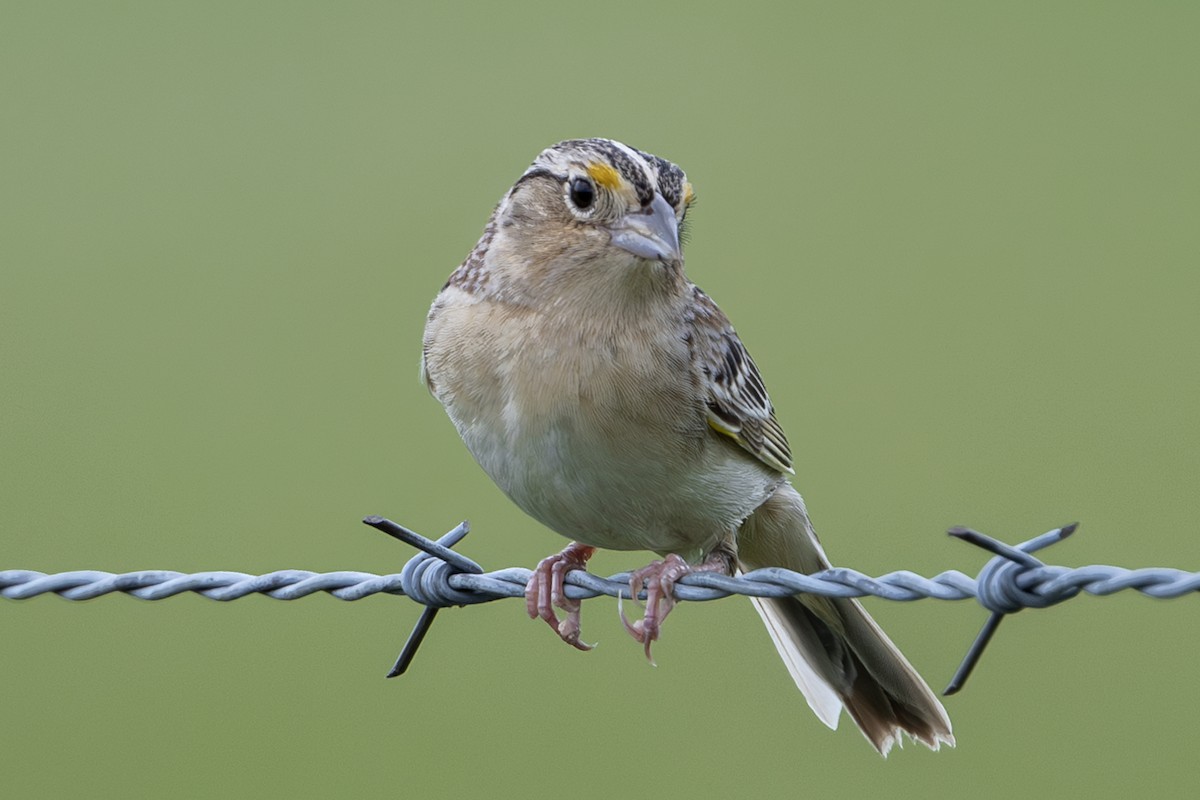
[
  {"left": 683, "top": 182, "right": 696, "bottom": 206},
  {"left": 586, "top": 162, "right": 623, "bottom": 191}
]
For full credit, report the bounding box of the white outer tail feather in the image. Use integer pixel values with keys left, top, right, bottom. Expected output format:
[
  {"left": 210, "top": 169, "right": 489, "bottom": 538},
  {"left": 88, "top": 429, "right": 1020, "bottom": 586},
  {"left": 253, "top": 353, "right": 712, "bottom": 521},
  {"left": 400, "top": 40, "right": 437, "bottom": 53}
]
[
  {"left": 749, "top": 594, "right": 843, "bottom": 729},
  {"left": 736, "top": 484, "right": 954, "bottom": 756}
]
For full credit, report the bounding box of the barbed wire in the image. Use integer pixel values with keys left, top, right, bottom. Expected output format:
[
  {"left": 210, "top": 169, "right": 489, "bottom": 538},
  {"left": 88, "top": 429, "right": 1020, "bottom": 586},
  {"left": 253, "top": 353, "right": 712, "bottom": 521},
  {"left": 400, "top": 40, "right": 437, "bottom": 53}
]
[{"left": 3, "top": 516, "right": 1198, "bottom": 691}]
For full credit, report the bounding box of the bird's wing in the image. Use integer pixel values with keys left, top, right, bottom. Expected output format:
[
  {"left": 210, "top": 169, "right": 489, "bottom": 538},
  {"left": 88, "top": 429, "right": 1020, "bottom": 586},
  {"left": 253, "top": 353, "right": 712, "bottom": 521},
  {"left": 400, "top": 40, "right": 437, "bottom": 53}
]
[{"left": 688, "top": 286, "right": 794, "bottom": 474}]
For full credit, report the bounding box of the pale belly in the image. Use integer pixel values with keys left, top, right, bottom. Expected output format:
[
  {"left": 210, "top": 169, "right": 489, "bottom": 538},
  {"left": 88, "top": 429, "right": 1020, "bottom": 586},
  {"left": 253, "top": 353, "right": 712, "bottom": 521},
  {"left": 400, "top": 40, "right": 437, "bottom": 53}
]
[{"left": 440, "top": 353, "right": 779, "bottom": 559}]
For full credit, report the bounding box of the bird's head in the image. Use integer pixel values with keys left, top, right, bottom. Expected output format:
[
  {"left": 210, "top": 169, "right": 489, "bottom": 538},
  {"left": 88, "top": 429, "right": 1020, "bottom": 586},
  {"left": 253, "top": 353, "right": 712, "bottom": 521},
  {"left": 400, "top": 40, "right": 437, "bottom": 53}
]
[{"left": 488, "top": 139, "right": 695, "bottom": 283}]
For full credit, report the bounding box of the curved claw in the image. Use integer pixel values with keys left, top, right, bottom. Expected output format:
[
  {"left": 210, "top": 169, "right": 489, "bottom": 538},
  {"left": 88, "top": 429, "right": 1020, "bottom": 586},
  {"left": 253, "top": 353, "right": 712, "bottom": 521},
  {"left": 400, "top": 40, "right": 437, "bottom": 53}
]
[
  {"left": 621, "top": 554, "right": 691, "bottom": 665},
  {"left": 620, "top": 549, "right": 737, "bottom": 663},
  {"left": 525, "top": 543, "right": 596, "bottom": 651}
]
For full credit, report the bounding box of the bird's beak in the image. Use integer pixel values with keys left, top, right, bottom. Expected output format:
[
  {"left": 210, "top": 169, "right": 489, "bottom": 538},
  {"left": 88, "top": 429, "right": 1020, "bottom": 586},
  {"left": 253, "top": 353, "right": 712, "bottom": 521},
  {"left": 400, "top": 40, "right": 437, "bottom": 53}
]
[{"left": 609, "top": 192, "right": 682, "bottom": 264}]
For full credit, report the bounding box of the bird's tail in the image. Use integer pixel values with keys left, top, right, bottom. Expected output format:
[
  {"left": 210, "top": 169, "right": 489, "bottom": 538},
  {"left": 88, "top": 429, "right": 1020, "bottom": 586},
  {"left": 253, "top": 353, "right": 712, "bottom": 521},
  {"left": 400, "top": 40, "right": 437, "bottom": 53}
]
[{"left": 737, "top": 483, "right": 954, "bottom": 756}]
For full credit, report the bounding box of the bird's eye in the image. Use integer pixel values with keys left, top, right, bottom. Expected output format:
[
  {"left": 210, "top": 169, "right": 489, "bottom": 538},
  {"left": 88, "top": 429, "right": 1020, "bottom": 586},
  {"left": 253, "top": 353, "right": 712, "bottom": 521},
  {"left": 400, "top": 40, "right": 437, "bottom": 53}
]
[{"left": 568, "top": 177, "right": 595, "bottom": 210}]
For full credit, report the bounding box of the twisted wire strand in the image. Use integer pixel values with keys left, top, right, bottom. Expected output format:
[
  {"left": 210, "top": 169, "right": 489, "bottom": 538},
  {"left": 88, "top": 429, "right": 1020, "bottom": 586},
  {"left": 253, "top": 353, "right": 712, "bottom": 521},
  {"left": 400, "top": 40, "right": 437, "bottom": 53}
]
[
  {"left": 4, "top": 559, "right": 1199, "bottom": 604},
  {"left": 5, "top": 517, "right": 1198, "bottom": 690}
]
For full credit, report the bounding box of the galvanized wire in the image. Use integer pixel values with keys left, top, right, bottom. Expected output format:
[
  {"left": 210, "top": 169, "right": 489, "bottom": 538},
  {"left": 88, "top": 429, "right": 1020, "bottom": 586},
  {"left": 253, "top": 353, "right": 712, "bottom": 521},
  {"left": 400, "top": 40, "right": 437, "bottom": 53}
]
[
  {"left": 3, "top": 519, "right": 1198, "bottom": 607},
  {"left": 4, "top": 516, "right": 1197, "bottom": 690},
  {"left": 6, "top": 557, "right": 1199, "bottom": 604}
]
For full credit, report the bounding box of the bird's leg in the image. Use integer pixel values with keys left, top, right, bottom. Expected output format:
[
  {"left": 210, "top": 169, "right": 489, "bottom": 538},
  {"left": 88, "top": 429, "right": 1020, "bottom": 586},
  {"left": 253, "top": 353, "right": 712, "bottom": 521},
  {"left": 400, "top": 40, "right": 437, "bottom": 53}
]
[
  {"left": 525, "top": 542, "right": 597, "bottom": 651},
  {"left": 622, "top": 546, "right": 736, "bottom": 664}
]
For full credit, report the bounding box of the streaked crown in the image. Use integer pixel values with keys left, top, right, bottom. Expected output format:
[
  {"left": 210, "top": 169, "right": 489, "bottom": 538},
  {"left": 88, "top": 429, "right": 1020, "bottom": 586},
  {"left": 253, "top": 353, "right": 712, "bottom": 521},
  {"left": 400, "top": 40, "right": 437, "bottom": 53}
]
[{"left": 524, "top": 138, "right": 694, "bottom": 214}]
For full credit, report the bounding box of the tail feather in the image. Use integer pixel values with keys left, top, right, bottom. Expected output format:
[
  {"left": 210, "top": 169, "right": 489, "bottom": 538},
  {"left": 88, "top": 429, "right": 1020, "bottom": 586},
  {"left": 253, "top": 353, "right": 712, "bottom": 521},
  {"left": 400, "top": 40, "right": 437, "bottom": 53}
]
[
  {"left": 739, "top": 483, "right": 954, "bottom": 756},
  {"left": 747, "top": 594, "right": 842, "bottom": 728}
]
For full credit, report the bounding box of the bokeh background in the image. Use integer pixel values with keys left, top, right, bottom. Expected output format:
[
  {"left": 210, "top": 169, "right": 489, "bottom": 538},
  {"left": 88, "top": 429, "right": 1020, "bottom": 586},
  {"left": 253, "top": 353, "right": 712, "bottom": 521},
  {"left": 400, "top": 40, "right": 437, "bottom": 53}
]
[{"left": 3, "top": 2, "right": 1197, "bottom": 797}]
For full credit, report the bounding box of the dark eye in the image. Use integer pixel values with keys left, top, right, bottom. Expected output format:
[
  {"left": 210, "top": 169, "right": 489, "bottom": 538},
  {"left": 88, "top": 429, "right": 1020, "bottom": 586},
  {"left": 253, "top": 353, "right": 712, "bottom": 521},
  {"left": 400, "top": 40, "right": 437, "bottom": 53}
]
[{"left": 568, "top": 177, "right": 595, "bottom": 210}]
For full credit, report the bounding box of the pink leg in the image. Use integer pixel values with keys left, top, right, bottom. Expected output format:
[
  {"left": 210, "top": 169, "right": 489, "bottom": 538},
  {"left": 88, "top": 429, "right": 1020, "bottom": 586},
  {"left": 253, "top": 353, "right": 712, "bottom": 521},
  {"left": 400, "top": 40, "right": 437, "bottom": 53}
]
[
  {"left": 525, "top": 542, "right": 596, "bottom": 651},
  {"left": 621, "top": 549, "right": 734, "bottom": 664}
]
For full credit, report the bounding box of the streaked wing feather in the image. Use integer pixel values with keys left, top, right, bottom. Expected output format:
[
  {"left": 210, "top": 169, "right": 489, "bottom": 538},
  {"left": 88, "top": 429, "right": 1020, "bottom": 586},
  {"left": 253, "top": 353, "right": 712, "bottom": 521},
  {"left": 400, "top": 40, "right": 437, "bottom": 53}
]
[{"left": 689, "top": 287, "right": 794, "bottom": 474}]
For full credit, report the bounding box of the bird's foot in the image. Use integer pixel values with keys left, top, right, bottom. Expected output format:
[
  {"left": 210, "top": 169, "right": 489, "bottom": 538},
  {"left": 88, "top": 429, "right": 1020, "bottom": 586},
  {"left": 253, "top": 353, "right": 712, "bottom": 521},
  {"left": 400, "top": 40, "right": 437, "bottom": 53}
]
[
  {"left": 526, "top": 542, "right": 597, "bottom": 651},
  {"left": 621, "top": 550, "right": 733, "bottom": 664}
]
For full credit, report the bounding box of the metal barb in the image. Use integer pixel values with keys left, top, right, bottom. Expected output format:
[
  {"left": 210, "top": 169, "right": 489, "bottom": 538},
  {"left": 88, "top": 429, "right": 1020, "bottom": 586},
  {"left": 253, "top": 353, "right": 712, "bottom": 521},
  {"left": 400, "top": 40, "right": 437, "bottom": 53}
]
[
  {"left": 943, "top": 523, "right": 1078, "bottom": 695},
  {"left": 943, "top": 613, "right": 1004, "bottom": 696},
  {"left": 386, "top": 606, "right": 439, "bottom": 678},
  {"left": 363, "top": 516, "right": 480, "bottom": 574},
  {"left": 11, "top": 517, "right": 1200, "bottom": 698},
  {"left": 362, "top": 516, "right": 478, "bottom": 678}
]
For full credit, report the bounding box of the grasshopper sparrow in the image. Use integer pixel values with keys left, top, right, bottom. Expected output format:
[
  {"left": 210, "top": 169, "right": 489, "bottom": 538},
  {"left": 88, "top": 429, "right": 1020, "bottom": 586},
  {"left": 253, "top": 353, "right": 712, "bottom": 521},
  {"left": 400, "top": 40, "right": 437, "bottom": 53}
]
[{"left": 421, "top": 139, "right": 953, "bottom": 754}]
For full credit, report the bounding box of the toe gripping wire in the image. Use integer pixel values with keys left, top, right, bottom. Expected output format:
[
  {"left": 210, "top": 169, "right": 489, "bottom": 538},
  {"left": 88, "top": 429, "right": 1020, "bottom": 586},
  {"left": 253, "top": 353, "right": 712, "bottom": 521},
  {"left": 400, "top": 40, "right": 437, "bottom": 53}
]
[
  {"left": 357, "top": 516, "right": 1198, "bottom": 694},
  {"left": 7, "top": 517, "right": 1199, "bottom": 692}
]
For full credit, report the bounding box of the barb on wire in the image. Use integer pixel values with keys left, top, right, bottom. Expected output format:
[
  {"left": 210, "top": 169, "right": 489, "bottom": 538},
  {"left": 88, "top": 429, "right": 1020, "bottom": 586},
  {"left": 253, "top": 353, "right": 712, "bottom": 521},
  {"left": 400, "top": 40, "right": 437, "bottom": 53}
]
[
  {"left": 942, "top": 523, "right": 1077, "bottom": 695},
  {"left": 4, "top": 516, "right": 1199, "bottom": 693}
]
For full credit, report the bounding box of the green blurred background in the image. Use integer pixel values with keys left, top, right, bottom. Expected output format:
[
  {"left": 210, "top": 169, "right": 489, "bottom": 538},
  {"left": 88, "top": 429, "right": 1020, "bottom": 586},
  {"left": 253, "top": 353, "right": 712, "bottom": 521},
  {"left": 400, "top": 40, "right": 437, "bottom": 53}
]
[{"left": 2, "top": 2, "right": 1197, "bottom": 797}]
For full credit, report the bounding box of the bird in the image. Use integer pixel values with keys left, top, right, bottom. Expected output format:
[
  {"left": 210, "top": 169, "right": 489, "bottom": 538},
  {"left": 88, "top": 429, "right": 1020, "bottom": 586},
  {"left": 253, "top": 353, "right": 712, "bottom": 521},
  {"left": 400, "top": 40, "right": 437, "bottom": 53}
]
[{"left": 420, "top": 138, "right": 953, "bottom": 755}]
